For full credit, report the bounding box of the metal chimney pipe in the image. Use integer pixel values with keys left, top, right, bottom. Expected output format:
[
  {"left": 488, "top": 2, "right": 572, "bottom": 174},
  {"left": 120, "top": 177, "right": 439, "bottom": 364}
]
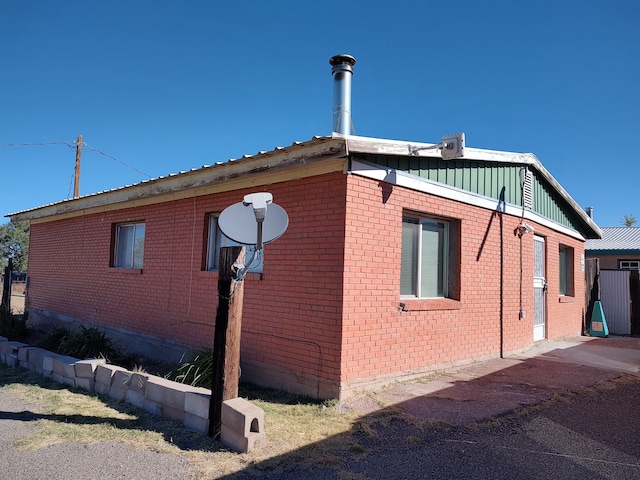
[
  {"left": 329, "top": 54, "right": 356, "bottom": 135},
  {"left": 586, "top": 206, "right": 594, "bottom": 219}
]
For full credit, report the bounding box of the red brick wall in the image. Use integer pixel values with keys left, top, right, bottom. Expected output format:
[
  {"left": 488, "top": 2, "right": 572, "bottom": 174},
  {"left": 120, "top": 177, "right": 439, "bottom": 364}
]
[
  {"left": 26, "top": 169, "right": 586, "bottom": 398},
  {"left": 340, "top": 174, "right": 585, "bottom": 391},
  {"left": 27, "top": 173, "right": 349, "bottom": 390}
]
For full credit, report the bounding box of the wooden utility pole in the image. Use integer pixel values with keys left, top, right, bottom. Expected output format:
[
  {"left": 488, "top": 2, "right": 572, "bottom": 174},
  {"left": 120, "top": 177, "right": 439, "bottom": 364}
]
[
  {"left": 74, "top": 134, "right": 82, "bottom": 199},
  {"left": 209, "top": 246, "right": 245, "bottom": 438}
]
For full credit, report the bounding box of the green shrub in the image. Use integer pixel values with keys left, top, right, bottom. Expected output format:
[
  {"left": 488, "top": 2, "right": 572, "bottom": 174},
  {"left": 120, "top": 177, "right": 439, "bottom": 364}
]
[
  {"left": 36, "top": 324, "right": 120, "bottom": 361},
  {"left": 165, "top": 348, "right": 213, "bottom": 388}
]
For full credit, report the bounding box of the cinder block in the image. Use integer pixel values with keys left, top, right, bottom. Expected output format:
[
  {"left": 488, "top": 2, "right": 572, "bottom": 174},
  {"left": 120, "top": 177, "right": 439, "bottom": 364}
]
[
  {"left": 221, "top": 425, "right": 266, "bottom": 453},
  {"left": 221, "top": 397, "right": 265, "bottom": 437},
  {"left": 51, "top": 372, "right": 74, "bottom": 387},
  {"left": 220, "top": 397, "right": 266, "bottom": 453},
  {"left": 112, "top": 370, "right": 133, "bottom": 389},
  {"left": 184, "top": 412, "right": 209, "bottom": 434},
  {"left": 28, "top": 349, "right": 47, "bottom": 371},
  {"left": 18, "top": 347, "right": 32, "bottom": 362},
  {"left": 128, "top": 373, "right": 148, "bottom": 396},
  {"left": 52, "top": 355, "right": 79, "bottom": 378},
  {"left": 94, "top": 381, "right": 111, "bottom": 396},
  {"left": 4, "top": 341, "right": 27, "bottom": 355},
  {"left": 42, "top": 353, "right": 62, "bottom": 373},
  {"left": 144, "top": 376, "right": 188, "bottom": 409},
  {"left": 125, "top": 389, "right": 144, "bottom": 408},
  {"left": 63, "top": 376, "right": 76, "bottom": 387},
  {"left": 95, "top": 364, "right": 128, "bottom": 386},
  {"left": 19, "top": 360, "right": 33, "bottom": 370},
  {"left": 74, "top": 359, "right": 105, "bottom": 378},
  {"left": 162, "top": 404, "right": 185, "bottom": 422},
  {"left": 108, "top": 385, "right": 128, "bottom": 402},
  {"left": 108, "top": 369, "right": 132, "bottom": 402},
  {"left": 75, "top": 377, "right": 95, "bottom": 392},
  {"left": 5, "top": 354, "right": 18, "bottom": 368},
  {"left": 142, "top": 398, "right": 163, "bottom": 416},
  {"left": 185, "top": 388, "right": 211, "bottom": 418}
]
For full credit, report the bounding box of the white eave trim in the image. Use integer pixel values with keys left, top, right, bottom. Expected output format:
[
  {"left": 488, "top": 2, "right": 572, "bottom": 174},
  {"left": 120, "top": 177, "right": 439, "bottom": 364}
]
[{"left": 350, "top": 159, "right": 588, "bottom": 242}]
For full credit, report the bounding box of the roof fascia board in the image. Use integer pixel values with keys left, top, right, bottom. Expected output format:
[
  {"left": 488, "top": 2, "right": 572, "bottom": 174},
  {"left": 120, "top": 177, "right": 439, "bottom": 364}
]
[
  {"left": 351, "top": 159, "right": 588, "bottom": 242},
  {"left": 343, "top": 135, "right": 601, "bottom": 239},
  {"left": 12, "top": 138, "right": 348, "bottom": 223},
  {"left": 342, "top": 134, "right": 534, "bottom": 164}
]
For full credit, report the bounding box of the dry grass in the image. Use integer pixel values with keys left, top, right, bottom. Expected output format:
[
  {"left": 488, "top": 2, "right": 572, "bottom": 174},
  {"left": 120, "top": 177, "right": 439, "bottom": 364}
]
[{"left": 0, "top": 363, "right": 382, "bottom": 479}]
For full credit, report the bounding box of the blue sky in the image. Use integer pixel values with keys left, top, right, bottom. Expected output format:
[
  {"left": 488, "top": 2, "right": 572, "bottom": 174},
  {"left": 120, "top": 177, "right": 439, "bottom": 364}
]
[{"left": 1, "top": 0, "right": 638, "bottom": 228}]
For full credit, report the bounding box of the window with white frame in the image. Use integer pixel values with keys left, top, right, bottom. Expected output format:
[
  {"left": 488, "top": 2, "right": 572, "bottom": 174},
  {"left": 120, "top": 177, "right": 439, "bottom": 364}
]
[
  {"left": 401, "top": 215, "right": 450, "bottom": 298},
  {"left": 559, "top": 245, "right": 574, "bottom": 296},
  {"left": 113, "top": 222, "right": 145, "bottom": 268},
  {"left": 206, "top": 214, "right": 262, "bottom": 273},
  {"left": 619, "top": 260, "right": 640, "bottom": 270}
]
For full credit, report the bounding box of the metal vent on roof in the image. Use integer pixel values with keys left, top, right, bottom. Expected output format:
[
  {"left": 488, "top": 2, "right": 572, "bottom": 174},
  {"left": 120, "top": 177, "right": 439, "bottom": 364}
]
[{"left": 522, "top": 168, "right": 533, "bottom": 209}]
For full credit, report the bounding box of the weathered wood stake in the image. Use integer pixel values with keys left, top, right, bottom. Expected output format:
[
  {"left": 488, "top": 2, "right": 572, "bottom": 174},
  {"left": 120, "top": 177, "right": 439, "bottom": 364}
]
[
  {"left": 209, "top": 246, "right": 245, "bottom": 438},
  {"left": 1, "top": 258, "right": 13, "bottom": 312}
]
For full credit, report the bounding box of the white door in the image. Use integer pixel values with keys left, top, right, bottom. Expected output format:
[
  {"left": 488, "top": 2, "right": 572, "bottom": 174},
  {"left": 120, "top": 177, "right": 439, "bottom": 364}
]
[{"left": 533, "top": 235, "right": 546, "bottom": 341}]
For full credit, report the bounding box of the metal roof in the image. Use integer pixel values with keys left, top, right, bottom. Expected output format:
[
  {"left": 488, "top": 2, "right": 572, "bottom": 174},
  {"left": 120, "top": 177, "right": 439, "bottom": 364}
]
[
  {"left": 585, "top": 227, "right": 640, "bottom": 252},
  {"left": 5, "top": 135, "right": 336, "bottom": 218},
  {"left": 5, "top": 133, "right": 601, "bottom": 240}
]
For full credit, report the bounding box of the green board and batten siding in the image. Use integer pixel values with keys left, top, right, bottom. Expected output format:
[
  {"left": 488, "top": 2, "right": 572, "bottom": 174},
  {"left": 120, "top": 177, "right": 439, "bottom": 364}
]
[{"left": 358, "top": 153, "right": 582, "bottom": 233}]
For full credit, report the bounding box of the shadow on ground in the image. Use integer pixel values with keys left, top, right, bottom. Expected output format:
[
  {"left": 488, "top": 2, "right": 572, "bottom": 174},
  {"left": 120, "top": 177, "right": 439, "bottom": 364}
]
[
  {"left": 2, "top": 336, "right": 640, "bottom": 479},
  {"left": 222, "top": 336, "right": 640, "bottom": 479}
]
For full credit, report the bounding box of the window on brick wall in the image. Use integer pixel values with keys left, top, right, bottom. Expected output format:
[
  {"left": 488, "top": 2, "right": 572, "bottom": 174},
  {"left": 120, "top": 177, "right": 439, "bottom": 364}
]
[
  {"left": 206, "top": 214, "right": 263, "bottom": 273},
  {"left": 559, "top": 244, "right": 574, "bottom": 296},
  {"left": 619, "top": 260, "right": 640, "bottom": 270},
  {"left": 401, "top": 215, "right": 457, "bottom": 299},
  {"left": 113, "top": 222, "right": 145, "bottom": 268}
]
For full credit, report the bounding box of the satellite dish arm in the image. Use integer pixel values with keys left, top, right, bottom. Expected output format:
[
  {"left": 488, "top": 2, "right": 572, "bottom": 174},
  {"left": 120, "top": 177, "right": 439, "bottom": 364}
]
[{"left": 243, "top": 192, "right": 272, "bottom": 250}]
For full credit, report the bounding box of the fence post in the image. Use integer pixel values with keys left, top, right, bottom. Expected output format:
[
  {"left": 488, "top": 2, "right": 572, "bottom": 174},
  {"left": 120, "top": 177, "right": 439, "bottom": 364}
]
[
  {"left": 1, "top": 258, "right": 12, "bottom": 312},
  {"left": 584, "top": 258, "right": 599, "bottom": 335}
]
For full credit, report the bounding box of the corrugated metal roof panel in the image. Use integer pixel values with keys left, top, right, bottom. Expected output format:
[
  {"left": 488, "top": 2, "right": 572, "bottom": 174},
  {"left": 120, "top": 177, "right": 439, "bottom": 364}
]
[{"left": 585, "top": 227, "right": 640, "bottom": 251}]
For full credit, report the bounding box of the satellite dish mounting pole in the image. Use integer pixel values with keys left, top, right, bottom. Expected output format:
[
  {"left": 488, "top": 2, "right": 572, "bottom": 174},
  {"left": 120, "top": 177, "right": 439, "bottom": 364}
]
[
  {"left": 208, "top": 246, "right": 245, "bottom": 438},
  {"left": 210, "top": 191, "right": 288, "bottom": 442}
]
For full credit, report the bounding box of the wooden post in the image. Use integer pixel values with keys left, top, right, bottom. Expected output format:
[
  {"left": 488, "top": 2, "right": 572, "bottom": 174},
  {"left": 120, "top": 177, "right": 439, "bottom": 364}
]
[
  {"left": 1, "top": 258, "right": 12, "bottom": 312},
  {"left": 209, "top": 246, "right": 245, "bottom": 438},
  {"left": 74, "top": 134, "right": 82, "bottom": 199}
]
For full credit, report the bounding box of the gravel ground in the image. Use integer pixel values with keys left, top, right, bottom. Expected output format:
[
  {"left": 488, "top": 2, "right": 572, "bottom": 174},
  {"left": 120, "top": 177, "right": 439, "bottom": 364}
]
[{"left": 0, "top": 389, "right": 196, "bottom": 480}]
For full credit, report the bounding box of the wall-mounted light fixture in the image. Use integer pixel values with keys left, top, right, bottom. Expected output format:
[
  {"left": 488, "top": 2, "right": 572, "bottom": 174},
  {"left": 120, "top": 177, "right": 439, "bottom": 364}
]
[{"left": 515, "top": 222, "right": 534, "bottom": 237}]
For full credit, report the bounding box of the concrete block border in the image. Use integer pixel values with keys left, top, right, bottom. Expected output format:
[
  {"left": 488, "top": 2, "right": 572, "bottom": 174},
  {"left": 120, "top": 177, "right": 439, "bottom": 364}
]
[{"left": 0, "top": 336, "right": 266, "bottom": 452}]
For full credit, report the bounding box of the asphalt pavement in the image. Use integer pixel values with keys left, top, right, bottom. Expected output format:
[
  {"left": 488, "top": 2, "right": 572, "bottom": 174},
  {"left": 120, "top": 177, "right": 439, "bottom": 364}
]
[{"left": 229, "top": 335, "right": 640, "bottom": 479}]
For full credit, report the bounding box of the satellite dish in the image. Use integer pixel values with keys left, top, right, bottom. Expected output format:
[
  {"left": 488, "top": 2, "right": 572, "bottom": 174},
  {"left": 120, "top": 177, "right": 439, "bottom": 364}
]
[{"left": 218, "top": 193, "right": 289, "bottom": 249}]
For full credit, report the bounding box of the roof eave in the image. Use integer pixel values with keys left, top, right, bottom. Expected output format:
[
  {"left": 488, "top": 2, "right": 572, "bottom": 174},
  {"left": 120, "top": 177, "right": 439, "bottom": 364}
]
[{"left": 7, "top": 136, "right": 347, "bottom": 222}]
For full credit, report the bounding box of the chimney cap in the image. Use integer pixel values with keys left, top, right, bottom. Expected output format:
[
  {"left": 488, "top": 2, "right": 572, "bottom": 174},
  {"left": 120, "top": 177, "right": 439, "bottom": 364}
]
[{"left": 329, "top": 54, "right": 356, "bottom": 67}]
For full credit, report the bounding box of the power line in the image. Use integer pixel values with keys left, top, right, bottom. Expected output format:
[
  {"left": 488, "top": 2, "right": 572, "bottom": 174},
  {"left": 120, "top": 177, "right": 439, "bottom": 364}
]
[
  {"left": 83, "top": 143, "right": 152, "bottom": 178},
  {"left": 0, "top": 140, "right": 152, "bottom": 179},
  {"left": 0, "top": 141, "right": 75, "bottom": 149}
]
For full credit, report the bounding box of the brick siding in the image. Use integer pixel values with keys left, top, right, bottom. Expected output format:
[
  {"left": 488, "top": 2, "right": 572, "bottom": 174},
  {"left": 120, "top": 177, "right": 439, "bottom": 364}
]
[{"left": 26, "top": 169, "right": 585, "bottom": 398}]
